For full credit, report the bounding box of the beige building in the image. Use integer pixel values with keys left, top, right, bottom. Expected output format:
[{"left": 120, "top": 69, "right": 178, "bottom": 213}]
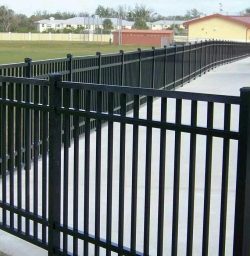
[
  {"left": 35, "top": 17, "right": 134, "bottom": 33},
  {"left": 183, "top": 14, "right": 250, "bottom": 42},
  {"left": 147, "top": 20, "right": 185, "bottom": 30}
]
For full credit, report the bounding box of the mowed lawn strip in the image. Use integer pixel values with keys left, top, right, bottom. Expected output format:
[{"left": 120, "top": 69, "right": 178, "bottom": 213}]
[{"left": 0, "top": 41, "right": 150, "bottom": 64}]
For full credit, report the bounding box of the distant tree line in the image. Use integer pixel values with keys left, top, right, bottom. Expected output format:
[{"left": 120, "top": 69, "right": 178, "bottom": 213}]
[{"left": 0, "top": 4, "right": 249, "bottom": 32}]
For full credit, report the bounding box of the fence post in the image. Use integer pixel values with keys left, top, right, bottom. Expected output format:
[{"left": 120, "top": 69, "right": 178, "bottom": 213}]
[
  {"left": 181, "top": 44, "right": 185, "bottom": 86},
  {"left": 200, "top": 41, "right": 203, "bottom": 76},
  {"left": 96, "top": 51, "right": 102, "bottom": 84},
  {"left": 25, "top": 57, "right": 32, "bottom": 78},
  {"left": 138, "top": 48, "right": 142, "bottom": 88},
  {"left": 24, "top": 58, "right": 32, "bottom": 170},
  {"left": 151, "top": 47, "right": 155, "bottom": 89},
  {"left": 189, "top": 42, "right": 192, "bottom": 82},
  {"left": 194, "top": 41, "right": 197, "bottom": 78},
  {"left": 119, "top": 50, "right": 124, "bottom": 86},
  {"left": 233, "top": 87, "right": 250, "bottom": 256},
  {"left": 173, "top": 45, "right": 177, "bottom": 89},
  {"left": 211, "top": 40, "right": 214, "bottom": 69},
  {"left": 66, "top": 53, "right": 73, "bottom": 81},
  {"left": 163, "top": 46, "right": 167, "bottom": 89},
  {"left": 0, "top": 80, "right": 2, "bottom": 173},
  {"left": 204, "top": 40, "right": 208, "bottom": 73},
  {"left": 48, "top": 74, "right": 62, "bottom": 256}
]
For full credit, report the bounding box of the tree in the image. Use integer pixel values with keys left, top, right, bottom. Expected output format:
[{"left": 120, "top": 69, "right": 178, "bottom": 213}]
[
  {"left": 185, "top": 9, "right": 203, "bottom": 19},
  {"left": 132, "top": 17, "right": 148, "bottom": 29},
  {"left": 132, "top": 4, "right": 152, "bottom": 22},
  {"left": 243, "top": 8, "right": 250, "bottom": 16},
  {"left": 14, "top": 14, "right": 37, "bottom": 32},
  {"left": 103, "top": 18, "right": 113, "bottom": 32},
  {"left": 116, "top": 5, "right": 128, "bottom": 19},
  {"left": 0, "top": 6, "right": 16, "bottom": 32},
  {"left": 30, "top": 10, "right": 76, "bottom": 21},
  {"left": 130, "top": 4, "right": 152, "bottom": 29},
  {"left": 95, "top": 5, "right": 114, "bottom": 17}
]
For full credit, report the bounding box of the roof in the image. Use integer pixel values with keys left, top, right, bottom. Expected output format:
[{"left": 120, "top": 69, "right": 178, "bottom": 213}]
[
  {"left": 113, "top": 29, "right": 173, "bottom": 34},
  {"left": 150, "top": 20, "right": 185, "bottom": 26},
  {"left": 35, "top": 16, "right": 134, "bottom": 27},
  {"left": 183, "top": 14, "right": 250, "bottom": 28},
  {"left": 35, "top": 19, "right": 67, "bottom": 25},
  {"left": 66, "top": 17, "right": 102, "bottom": 25}
]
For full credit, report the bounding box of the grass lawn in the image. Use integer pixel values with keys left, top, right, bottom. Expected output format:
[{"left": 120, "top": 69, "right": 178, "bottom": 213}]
[{"left": 0, "top": 41, "right": 150, "bottom": 64}]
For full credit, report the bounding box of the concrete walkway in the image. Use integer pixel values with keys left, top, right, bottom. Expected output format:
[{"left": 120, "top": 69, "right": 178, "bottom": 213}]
[{"left": 1, "top": 57, "right": 250, "bottom": 256}]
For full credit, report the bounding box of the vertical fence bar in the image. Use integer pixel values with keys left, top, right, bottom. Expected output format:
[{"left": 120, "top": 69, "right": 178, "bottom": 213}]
[
  {"left": 24, "top": 58, "right": 32, "bottom": 235},
  {"left": 1, "top": 81, "right": 7, "bottom": 226},
  {"left": 95, "top": 90, "right": 102, "bottom": 256},
  {"left": 84, "top": 90, "right": 91, "bottom": 256},
  {"left": 95, "top": 52, "right": 102, "bottom": 256},
  {"left": 73, "top": 88, "right": 80, "bottom": 256},
  {"left": 118, "top": 93, "right": 126, "bottom": 256},
  {"left": 48, "top": 74, "right": 62, "bottom": 256},
  {"left": 130, "top": 94, "right": 140, "bottom": 253},
  {"left": 144, "top": 96, "right": 153, "bottom": 255},
  {"left": 233, "top": 88, "right": 250, "bottom": 256},
  {"left": 33, "top": 84, "right": 39, "bottom": 239},
  {"left": 202, "top": 102, "right": 214, "bottom": 256},
  {"left": 16, "top": 82, "right": 22, "bottom": 232},
  {"left": 186, "top": 100, "right": 198, "bottom": 256},
  {"left": 218, "top": 104, "right": 231, "bottom": 256},
  {"left": 63, "top": 86, "right": 70, "bottom": 254},
  {"left": 42, "top": 83, "right": 49, "bottom": 244},
  {"left": 157, "top": 97, "right": 167, "bottom": 256},
  {"left": 8, "top": 81, "right": 14, "bottom": 229},
  {"left": 106, "top": 92, "right": 114, "bottom": 256},
  {"left": 171, "top": 98, "right": 182, "bottom": 256}
]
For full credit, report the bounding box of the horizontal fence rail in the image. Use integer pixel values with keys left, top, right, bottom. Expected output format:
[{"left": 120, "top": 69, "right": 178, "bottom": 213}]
[{"left": 0, "top": 40, "right": 250, "bottom": 256}]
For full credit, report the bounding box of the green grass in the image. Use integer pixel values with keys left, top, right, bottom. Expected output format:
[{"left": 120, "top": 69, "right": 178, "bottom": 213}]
[
  {"left": 0, "top": 41, "right": 149, "bottom": 64},
  {"left": 0, "top": 252, "right": 9, "bottom": 256}
]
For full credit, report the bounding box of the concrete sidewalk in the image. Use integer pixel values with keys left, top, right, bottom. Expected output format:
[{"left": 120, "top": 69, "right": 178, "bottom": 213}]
[{"left": 1, "top": 57, "right": 250, "bottom": 256}]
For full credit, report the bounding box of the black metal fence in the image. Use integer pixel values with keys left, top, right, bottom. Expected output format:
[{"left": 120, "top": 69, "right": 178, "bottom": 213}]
[
  {"left": 0, "top": 40, "right": 249, "bottom": 86},
  {"left": 0, "top": 41, "right": 250, "bottom": 256},
  {"left": 0, "top": 40, "right": 249, "bottom": 170}
]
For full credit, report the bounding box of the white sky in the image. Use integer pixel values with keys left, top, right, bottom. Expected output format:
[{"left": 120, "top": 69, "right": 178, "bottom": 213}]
[{"left": 0, "top": 0, "right": 249, "bottom": 17}]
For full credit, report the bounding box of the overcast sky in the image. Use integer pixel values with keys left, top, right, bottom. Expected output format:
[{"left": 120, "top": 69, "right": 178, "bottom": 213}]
[{"left": 0, "top": 0, "right": 249, "bottom": 16}]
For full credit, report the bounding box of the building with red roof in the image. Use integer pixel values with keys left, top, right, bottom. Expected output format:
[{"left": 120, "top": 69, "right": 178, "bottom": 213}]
[
  {"left": 183, "top": 14, "right": 250, "bottom": 42},
  {"left": 112, "top": 30, "right": 174, "bottom": 47}
]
